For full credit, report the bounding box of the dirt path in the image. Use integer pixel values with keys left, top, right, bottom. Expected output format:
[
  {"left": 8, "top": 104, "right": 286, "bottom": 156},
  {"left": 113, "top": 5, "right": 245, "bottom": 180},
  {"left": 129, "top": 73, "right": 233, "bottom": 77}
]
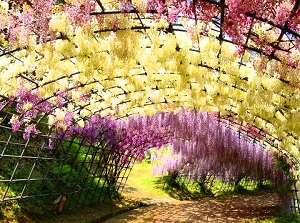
[
  {"left": 109, "top": 164, "right": 282, "bottom": 222},
  {"left": 103, "top": 193, "right": 281, "bottom": 223}
]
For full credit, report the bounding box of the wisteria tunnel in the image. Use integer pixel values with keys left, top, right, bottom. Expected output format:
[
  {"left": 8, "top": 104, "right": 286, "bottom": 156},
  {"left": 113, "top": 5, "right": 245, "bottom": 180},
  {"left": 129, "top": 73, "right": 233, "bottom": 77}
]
[{"left": 1, "top": 0, "right": 300, "bottom": 217}]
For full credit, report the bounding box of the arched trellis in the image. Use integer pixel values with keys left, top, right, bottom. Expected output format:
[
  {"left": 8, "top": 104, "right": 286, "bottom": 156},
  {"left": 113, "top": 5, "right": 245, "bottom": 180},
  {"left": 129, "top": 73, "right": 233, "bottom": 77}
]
[
  {"left": 0, "top": 104, "right": 295, "bottom": 212},
  {"left": 1, "top": 0, "right": 300, "bottom": 214}
]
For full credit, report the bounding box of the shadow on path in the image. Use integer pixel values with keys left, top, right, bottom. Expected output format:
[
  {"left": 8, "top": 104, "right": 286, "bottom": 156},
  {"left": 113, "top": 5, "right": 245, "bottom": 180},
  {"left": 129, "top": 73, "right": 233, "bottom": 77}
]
[{"left": 103, "top": 192, "right": 281, "bottom": 223}]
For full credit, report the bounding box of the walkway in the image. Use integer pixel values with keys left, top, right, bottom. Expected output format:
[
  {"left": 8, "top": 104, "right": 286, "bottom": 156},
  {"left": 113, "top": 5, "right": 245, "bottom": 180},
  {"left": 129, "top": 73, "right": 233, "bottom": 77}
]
[{"left": 103, "top": 193, "right": 281, "bottom": 222}]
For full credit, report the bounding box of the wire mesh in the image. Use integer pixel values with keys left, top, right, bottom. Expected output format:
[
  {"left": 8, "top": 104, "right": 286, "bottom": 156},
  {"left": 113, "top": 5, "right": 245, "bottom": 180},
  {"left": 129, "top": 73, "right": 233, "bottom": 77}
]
[{"left": 0, "top": 107, "right": 134, "bottom": 213}]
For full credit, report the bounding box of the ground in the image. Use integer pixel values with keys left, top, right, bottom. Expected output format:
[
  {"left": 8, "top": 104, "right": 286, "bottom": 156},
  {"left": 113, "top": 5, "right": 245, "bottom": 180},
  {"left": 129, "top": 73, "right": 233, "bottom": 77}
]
[
  {"left": 103, "top": 193, "right": 281, "bottom": 223},
  {"left": 104, "top": 163, "right": 282, "bottom": 223},
  {"left": 2, "top": 162, "right": 285, "bottom": 223}
]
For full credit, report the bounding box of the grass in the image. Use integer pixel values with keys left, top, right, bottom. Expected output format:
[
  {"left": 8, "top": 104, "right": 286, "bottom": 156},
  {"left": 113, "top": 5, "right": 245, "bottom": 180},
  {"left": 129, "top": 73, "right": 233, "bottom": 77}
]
[
  {"left": 251, "top": 211, "right": 300, "bottom": 223},
  {"left": 123, "top": 161, "right": 172, "bottom": 199}
]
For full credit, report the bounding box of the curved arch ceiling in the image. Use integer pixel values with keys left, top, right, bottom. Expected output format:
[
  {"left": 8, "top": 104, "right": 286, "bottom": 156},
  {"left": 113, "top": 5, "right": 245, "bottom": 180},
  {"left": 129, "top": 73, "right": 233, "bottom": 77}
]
[{"left": 0, "top": 0, "right": 300, "bottom": 168}]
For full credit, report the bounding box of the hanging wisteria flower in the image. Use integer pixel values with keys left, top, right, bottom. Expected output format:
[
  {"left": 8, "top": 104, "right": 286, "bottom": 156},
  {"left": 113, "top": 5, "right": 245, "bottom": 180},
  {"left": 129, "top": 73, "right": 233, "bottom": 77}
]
[
  {"left": 48, "top": 134, "right": 56, "bottom": 149},
  {"left": 11, "top": 116, "right": 23, "bottom": 132},
  {"left": 23, "top": 124, "right": 37, "bottom": 140},
  {"left": 0, "top": 101, "right": 4, "bottom": 111},
  {"left": 148, "top": 110, "right": 286, "bottom": 187},
  {"left": 66, "top": 0, "right": 95, "bottom": 26},
  {"left": 15, "top": 86, "right": 52, "bottom": 116}
]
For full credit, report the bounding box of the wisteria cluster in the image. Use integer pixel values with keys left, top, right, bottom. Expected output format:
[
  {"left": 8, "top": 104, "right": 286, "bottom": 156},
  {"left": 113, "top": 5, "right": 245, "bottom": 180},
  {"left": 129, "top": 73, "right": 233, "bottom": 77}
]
[
  {"left": 150, "top": 110, "right": 287, "bottom": 187},
  {"left": 1, "top": 0, "right": 300, "bottom": 55},
  {"left": 75, "top": 114, "right": 169, "bottom": 162},
  {"left": 6, "top": 0, "right": 56, "bottom": 44},
  {"left": 1, "top": 84, "right": 290, "bottom": 189},
  {"left": 7, "top": 85, "right": 52, "bottom": 140},
  {"left": 1, "top": 0, "right": 300, "bottom": 162},
  {"left": 64, "top": 116, "right": 168, "bottom": 163},
  {"left": 4, "top": 86, "right": 169, "bottom": 164},
  {"left": 65, "top": 0, "right": 95, "bottom": 26}
]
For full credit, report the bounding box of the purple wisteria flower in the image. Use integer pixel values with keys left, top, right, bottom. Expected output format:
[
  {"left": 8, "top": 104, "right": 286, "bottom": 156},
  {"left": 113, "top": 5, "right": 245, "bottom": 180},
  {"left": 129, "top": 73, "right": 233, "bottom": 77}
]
[
  {"left": 48, "top": 135, "right": 56, "bottom": 150},
  {"left": 23, "top": 125, "right": 37, "bottom": 141},
  {"left": 148, "top": 110, "right": 285, "bottom": 186},
  {"left": 11, "top": 119, "right": 23, "bottom": 132}
]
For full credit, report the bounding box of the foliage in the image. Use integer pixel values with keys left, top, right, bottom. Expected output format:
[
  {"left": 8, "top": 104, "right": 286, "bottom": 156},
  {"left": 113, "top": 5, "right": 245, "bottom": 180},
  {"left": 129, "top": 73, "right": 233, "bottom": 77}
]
[
  {"left": 273, "top": 151, "right": 296, "bottom": 203},
  {"left": 271, "top": 212, "right": 300, "bottom": 223},
  {"left": 160, "top": 173, "right": 276, "bottom": 200}
]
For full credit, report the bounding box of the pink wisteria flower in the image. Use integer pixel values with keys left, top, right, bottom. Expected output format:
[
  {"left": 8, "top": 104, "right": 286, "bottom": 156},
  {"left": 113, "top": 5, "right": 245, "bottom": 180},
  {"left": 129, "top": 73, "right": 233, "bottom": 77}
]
[
  {"left": 168, "top": 8, "right": 180, "bottom": 23},
  {"left": 11, "top": 119, "right": 23, "bottom": 132},
  {"left": 66, "top": 0, "right": 95, "bottom": 26},
  {"left": 23, "top": 124, "right": 37, "bottom": 140}
]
